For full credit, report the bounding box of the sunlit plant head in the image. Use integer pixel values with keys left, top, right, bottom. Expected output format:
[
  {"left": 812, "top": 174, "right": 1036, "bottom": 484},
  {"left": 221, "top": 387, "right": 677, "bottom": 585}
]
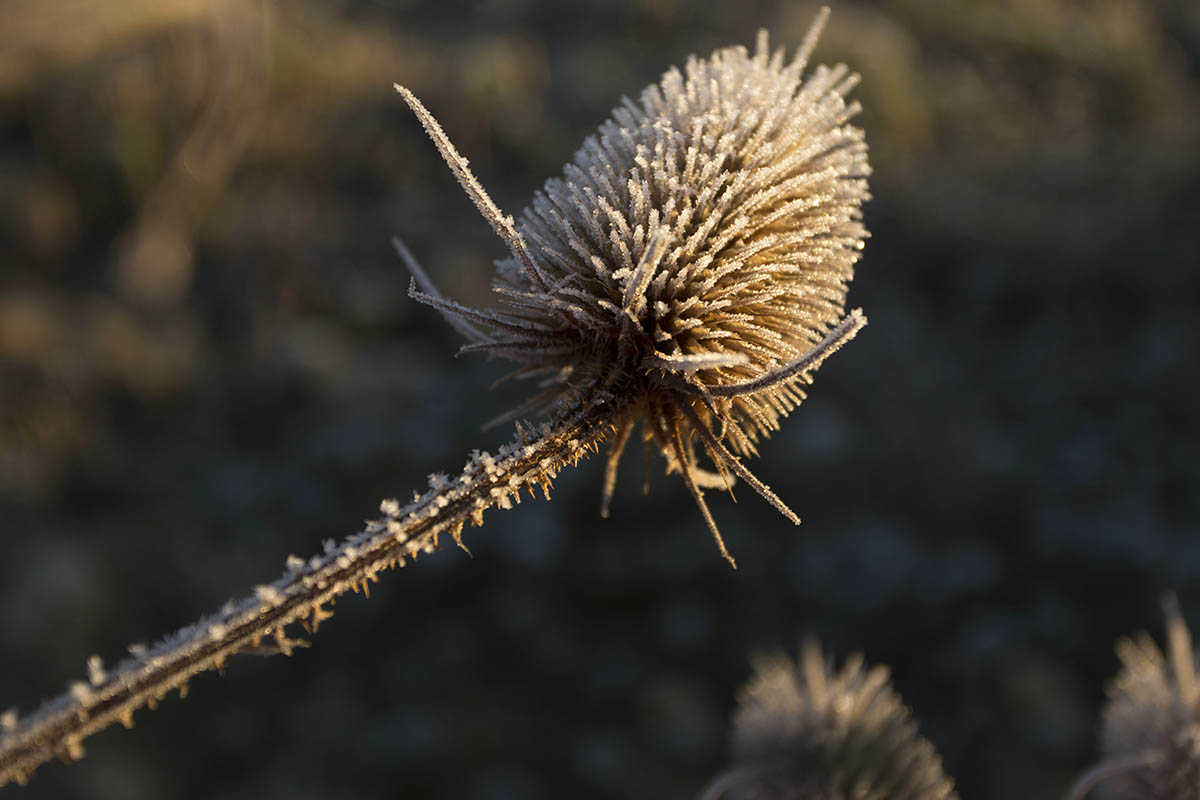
[{"left": 396, "top": 8, "right": 870, "bottom": 566}]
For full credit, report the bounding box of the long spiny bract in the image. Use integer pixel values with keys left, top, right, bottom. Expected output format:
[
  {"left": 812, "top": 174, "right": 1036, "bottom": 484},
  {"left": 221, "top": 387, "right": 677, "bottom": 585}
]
[
  {"left": 0, "top": 406, "right": 616, "bottom": 788},
  {"left": 396, "top": 8, "right": 870, "bottom": 562}
]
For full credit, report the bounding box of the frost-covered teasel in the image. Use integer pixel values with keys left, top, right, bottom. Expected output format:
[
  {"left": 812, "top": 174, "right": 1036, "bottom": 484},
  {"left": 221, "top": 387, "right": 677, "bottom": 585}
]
[
  {"left": 396, "top": 7, "right": 870, "bottom": 566},
  {"left": 0, "top": 10, "right": 872, "bottom": 785}
]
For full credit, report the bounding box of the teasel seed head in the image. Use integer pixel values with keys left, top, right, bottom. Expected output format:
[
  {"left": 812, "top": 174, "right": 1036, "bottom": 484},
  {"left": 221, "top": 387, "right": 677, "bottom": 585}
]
[
  {"left": 700, "top": 640, "right": 958, "bottom": 800},
  {"left": 395, "top": 7, "right": 869, "bottom": 566},
  {"left": 1069, "top": 596, "right": 1200, "bottom": 800}
]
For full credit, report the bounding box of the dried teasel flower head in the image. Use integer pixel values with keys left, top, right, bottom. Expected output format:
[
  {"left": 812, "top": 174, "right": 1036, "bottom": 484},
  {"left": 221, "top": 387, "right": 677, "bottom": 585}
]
[
  {"left": 1068, "top": 596, "right": 1200, "bottom": 800},
  {"left": 699, "top": 640, "right": 958, "bottom": 800},
  {"left": 394, "top": 7, "right": 869, "bottom": 566}
]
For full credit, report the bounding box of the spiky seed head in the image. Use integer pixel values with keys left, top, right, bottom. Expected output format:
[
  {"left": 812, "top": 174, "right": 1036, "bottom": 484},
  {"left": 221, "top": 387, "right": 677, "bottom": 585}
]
[
  {"left": 700, "top": 641, "right": 958, "bottom": 800},
  {"left": 1071, "top": 597, "right": 1200, "bottom": 800},
  {"left": 396, "top": 8, "right": 870, "bottom": 565}
]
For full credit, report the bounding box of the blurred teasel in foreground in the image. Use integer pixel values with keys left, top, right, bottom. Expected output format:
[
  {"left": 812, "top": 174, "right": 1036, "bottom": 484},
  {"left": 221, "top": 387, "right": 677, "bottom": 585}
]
[
  {"left": 700, "top": 641, "right": 958, "bottom": 800},
  {"left": 1070, "top": 597, "right": 1200, "bottom": 800}
]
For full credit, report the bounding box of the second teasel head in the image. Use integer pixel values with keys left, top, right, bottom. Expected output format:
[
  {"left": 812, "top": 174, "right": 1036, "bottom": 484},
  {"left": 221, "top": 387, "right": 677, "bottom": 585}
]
[{"left": 396, "top": 8, "right": 870, "bottom": 566}]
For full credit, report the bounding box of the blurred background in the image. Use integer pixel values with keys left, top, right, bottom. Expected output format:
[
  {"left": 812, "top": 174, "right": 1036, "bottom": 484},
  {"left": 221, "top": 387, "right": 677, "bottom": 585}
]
[{"left": 1, "top": 0, "right": 1198, "bottom": 798}]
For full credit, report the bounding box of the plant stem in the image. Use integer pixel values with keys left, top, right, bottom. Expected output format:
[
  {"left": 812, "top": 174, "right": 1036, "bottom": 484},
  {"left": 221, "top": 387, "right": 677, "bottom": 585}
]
[{"left": 0, "top": 403, "right": 615, "bottom": 787}]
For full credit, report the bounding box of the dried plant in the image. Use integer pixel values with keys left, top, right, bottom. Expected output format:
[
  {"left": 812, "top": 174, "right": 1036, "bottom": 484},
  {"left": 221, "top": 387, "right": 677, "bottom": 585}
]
[
  {"left": 0, "top": 8, "right": 868, "bottom": 787},
  {"left": 699, "top": 641, "right": 958, "bottom": 800},
  {"left": 1068, "top": 597, "right": 1200, "bottom": 800},
  {"left": 396, "top": 4, "right": 868, "bottom": 567}
]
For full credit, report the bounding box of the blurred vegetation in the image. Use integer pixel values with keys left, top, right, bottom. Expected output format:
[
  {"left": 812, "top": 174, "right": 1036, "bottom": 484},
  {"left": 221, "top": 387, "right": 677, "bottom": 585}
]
[{"left": 1, "top": 1, "right": 1198, "bottom": 798}]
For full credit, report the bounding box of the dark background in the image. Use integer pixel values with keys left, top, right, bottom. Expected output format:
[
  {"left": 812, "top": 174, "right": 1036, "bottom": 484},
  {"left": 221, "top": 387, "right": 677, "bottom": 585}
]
[{"left": 1, "top": 1, "right": 1198, "bottom": 798}]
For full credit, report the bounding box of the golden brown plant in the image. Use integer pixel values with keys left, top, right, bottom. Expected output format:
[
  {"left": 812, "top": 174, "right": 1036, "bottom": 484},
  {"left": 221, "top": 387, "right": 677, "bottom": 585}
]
[
  {"left": 0, "top": 9, "right": 869, "bottom": 786},
  {"left": 396, "top": 6, "right": 869, "bottom": 567}
]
